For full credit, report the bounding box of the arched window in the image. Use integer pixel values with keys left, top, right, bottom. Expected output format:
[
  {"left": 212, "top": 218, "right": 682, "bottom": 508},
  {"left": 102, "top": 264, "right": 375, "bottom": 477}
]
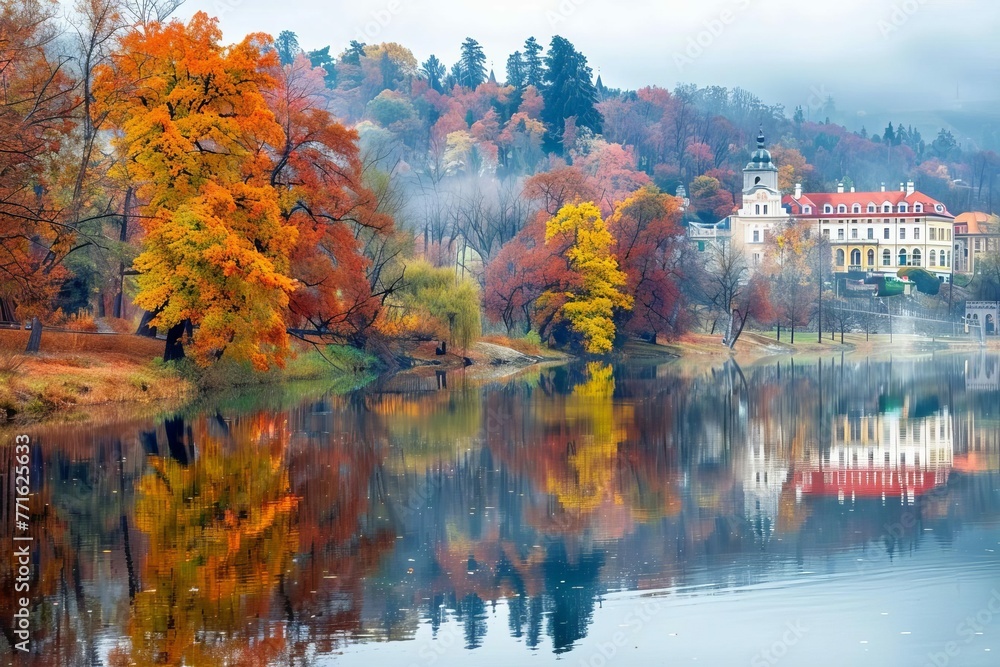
[
  {"left": 930, "top": 250, "right": 937, "bottom": 267},
  {"left": 883, "top": 203, "right": 893, "bottom": 213},
  {"left": 824, "top": 204, "right": 833, "bottom": 214},
  {"left": 915, "top": 203, "right": 924, "bottom": 213},
  {"left": 868, "top": 204, "right": 877, "bottom": 213},
  {"left": 851, "top": 249, "right": 861, "bottom": 266},
  {"left": 868, "top": 249, "right": 875, "bottom": 266},
  {"left": 852, "top": 204, "right": 862, "bottom": 214},
  {"left": 912, "top": 248, "right": 922, "bottom": 266},
  {"left": 836, "top": 249, "right": 846, "bottom": 266},
  {"left": 883, "top": 249, "right": 892, "bottom": 266},
  {"left": 945, "top": 251, "right": 951, "bottom": 267},
  {"left": 838, "top": 204, "right": 848, "bottom": 214},
  {"left": 899, "top": 249, "right": 908, "bottom": 266}
]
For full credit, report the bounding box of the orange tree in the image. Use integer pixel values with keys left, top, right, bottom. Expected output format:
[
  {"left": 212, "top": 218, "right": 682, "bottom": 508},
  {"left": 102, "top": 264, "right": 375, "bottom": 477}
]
[
  {"left": 0, "top": 0, "right": 78, "bottom": 323},
  {"left": 94, "top": 13, "right": 296, "bottom": 369}
]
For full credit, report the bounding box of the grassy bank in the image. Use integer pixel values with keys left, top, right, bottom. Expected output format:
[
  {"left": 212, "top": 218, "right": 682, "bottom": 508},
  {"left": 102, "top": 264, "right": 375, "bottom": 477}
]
[
  {"left": 0, "top": 329, "right": 377, "bottom": 425},
  {"left": 0, "top": 329, "right": 191, "bottom": 423}
]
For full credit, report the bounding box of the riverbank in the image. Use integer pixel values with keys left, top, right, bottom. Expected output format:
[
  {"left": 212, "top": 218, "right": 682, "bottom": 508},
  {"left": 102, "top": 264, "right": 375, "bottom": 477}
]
[
  {"left": 2, "top": 325, "right": 995, "bottom": 426},
  {"left": 0, "top": 329, "right": 192, "bottom": 424}
]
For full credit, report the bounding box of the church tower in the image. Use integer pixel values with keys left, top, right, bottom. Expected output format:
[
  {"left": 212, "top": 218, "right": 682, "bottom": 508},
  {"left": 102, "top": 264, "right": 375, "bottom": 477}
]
[{"left": 738, "top": 128, "right": 783, "bottom": 219}]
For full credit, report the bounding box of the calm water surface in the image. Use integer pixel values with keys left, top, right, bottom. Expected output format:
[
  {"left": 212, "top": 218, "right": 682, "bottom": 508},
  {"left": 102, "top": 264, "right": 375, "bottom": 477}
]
[{"left": 2, "top": 353, "right": 999, "bottom": 666}]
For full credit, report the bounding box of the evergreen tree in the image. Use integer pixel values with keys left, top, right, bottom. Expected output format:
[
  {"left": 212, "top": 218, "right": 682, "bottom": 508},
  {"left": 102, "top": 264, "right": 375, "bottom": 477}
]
[
  {"left": 506, "top": 51, "right": 526, "bottom": 89},
  {"left": 342, "top": 40, "right": 366, "bottom": 66},
  {"left": 274, "top": 30, "right": 301, "bottom": 66},
  {"left": 457, "top": 37, "right": 487, "bottom": 88},
  {"left": 883, "top": 122, "right": 896, "bottom": 146},
  {"left": 307, "top": 46, "right": 337, "bottom": 88},
  {"left": 523, "top": 37, "right": 544, "bottom": 88},
  {"left": 793, "top": 105, "right": 805, "bottom": 125},
  {"left": 421, "top": 54, "right": 446, "bottom": 92},
  {"left": 541, "top": 36, "right": 603, "bottom": 152}
]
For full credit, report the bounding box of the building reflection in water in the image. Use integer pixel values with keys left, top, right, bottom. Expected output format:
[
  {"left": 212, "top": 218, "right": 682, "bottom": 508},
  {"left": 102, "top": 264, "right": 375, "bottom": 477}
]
[{"left": 2, "top": 354, "right": 999, "bottom": 664}]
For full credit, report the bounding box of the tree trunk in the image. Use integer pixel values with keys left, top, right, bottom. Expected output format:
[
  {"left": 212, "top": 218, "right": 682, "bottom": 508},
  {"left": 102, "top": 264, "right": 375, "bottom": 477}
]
[
  {"left": 163, "top": 321, "right": 187, "bottom": 362},
  {"left": 136, "top": 310, "right": 158, "bottom": 337},
  {"left": 25, "top": 317, "right": 42, "bottom": 354},
  {"left": 790, "top": 325, "right": 795, "bottom": 345}
]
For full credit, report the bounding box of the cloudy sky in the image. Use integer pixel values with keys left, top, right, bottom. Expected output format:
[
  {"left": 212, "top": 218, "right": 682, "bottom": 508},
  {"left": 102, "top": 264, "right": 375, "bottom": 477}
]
[{"left": 181, "top": 0, "right": 999, "bottom": 122}]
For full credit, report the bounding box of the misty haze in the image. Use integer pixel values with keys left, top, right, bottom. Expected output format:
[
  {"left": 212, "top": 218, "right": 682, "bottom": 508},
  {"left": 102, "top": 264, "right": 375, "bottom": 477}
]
[{"left": 0, "top": 1, "right": 999, "bottom": 666}]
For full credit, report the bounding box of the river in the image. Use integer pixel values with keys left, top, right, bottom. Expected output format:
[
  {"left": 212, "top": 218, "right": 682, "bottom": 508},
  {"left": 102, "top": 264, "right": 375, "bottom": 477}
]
[{"left": 1, "top": 352, "right": 999, "bottom": 666}]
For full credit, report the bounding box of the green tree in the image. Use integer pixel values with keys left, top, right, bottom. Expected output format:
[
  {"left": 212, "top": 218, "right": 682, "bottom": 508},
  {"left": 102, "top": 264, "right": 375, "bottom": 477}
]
[
  {"left": 523, "top": 37, "right": 544, "bottom": 88},
  {"left": 421, "top": 54, "right": 446, "bottom": 92},
  {"left": 399, "top": 261, "right": 482, "bottom": 351},
  {"left": 457, "top": 37, "right": 487, "bottom": 88},
  {"left": 541, "top": 36, "right": 602, "bottom": 153},
  {"left": 505, "top": 50, "right": 525, "bottom": 89},
  {"left": 274, "top": 30, "right": 300, "bottom": 66}
]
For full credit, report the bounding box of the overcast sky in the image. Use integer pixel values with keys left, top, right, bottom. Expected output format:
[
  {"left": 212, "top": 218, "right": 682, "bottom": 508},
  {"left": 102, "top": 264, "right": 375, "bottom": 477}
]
[{"left": 182, "top": 0, "right": 999, "bottom": 122}]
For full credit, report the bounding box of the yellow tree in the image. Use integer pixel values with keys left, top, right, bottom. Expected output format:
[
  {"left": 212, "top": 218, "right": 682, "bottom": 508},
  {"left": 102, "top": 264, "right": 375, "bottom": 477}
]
[
  {"left": 93, "top": 13, "right": 297, "bottom": 369},
  {"left": 545, "top": 202, "right": 632, "bottom": 354}
]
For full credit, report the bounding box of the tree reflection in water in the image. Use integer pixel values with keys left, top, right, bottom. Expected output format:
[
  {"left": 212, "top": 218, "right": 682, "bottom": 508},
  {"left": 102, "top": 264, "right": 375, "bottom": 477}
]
[{"left": 2, "top": 354, "right": 999, "bottom": 664}]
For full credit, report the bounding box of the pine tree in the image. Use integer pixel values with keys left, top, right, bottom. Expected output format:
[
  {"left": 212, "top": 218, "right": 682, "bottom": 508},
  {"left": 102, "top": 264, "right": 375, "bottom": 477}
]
[
  {"left": 506, "top": 51, "right": 525, "bottom": 89},
  {"left": 457, "top": 37, "right": 487, "bottom": 88},
  {"left": 541, "top": 36, "right": 603, "bottom": 153},
  {"left": 274, "top": 30, "right": 300, "bottom": 66},
  {"left": 523, "top": 37, "right": 544, "bottom": 88},
  {"left": 421, "top": 54, "right": 446, "bottom": 92}
]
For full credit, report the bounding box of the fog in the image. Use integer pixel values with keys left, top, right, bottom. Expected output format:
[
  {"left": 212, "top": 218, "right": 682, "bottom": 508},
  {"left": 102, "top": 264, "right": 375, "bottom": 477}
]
[{"left": 182, "top": 0, "right": 999, "bottom": 126}]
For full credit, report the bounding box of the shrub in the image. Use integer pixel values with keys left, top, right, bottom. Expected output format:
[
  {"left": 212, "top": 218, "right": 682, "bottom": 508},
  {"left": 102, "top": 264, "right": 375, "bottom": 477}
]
[{"left": 397, "top": 261, "right": 482, "bottom": 351}]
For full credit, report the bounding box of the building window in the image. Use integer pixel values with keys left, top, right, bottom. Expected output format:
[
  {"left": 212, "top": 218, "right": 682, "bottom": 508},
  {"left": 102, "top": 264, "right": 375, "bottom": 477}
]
[
  {"left": 883, "top": 249, "right": 892, "bottom": 266},
  {"left": 930, "top": 250, "right": 937, "bottom": 266},
  {"left": 836, "top": 249, "right": 846, "bottom": 266},
  {"left": 868, "top": 249, "right": 875, "bottom": 266},
  {"left": 945, "top": 251, "right": 951, "bottom": 267},
  {"left": 912, "top": 248, "right": 922, "bottom": 266},
  {"left": 753, "top": 230, "right": 760, "bottom": 243},
  {"left": 899, "top": 249, "right": 908, "bottom": 266},
  {"left": 851, "top": 249, "right": 861, "bottom": 265},
  {"left": 900, "top": 228, "right": 906, "bottom": 240},
  {"left": 884, "top": 228, "right": 891, "bottom": 240},
  {"left": 853, "top": 204, "right": 862, "bottom": 214},
  {"left": 868, "top": 228, "right": 874, "bottom": 240},
  {"left": 824, "top": 204, "right": 833, "bottom": 214},
  {"left": 852, "top": 228, "right": 858, "bottom": 239},
  {"left": 914, "top": 228, "right": 920, "bottom": 240},
  {"left": 838, "top": 204, "right": 847, "bottom": 214},
  {"left": 915, "top": 204, "right": 924, "bottom": 213},
  {"left": 753, "top": 253, "right": 761, "bottom": 266},
  {"left": 883, "top": 203, "right": 892, "bottom": 213},
  {"left": 868, "top": 204, "right": 877, "bottom": 213},
  {"left": 764, "top": 205, "right": 769, "bottom": 215},
  {"left": 755, "top": 204, "right": 760, "bottom": 215},
  {"left": 929, "top": 228, "right": 937, "bottom": 241},
  {"left": 975, "top": 239, "right": 982, "bottom": 251},
  {"left": 899, "top": 203, "right": 908, "bottom": 213},
  {"left": 822, "top": 229, "right": 830, "bottom": 238},
  {"left": 838, "top": 229, "right": 845, "bottom": 240},
  {"left": 803, "top": 206, "right": 812, "bottom": 214}
]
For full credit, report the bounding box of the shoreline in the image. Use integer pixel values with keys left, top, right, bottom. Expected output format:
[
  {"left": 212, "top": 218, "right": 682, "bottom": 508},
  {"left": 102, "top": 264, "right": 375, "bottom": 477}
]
[{"left": 1, "top": 328, "right": 996, "bottom": 428}]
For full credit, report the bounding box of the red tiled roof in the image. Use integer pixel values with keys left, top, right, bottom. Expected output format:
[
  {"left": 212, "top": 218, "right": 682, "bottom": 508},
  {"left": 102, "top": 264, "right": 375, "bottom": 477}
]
[{"left": 783, "top": 190, "right": 952, "bottom": 219}]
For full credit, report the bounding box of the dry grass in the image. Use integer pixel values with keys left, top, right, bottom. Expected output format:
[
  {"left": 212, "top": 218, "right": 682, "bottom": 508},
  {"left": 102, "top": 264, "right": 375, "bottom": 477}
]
[
  {"left": 480, "top": 334, "right": 544, "bottom": 357},
  {"left": 0, "top": 329, "right": 191, "bottom": 423}
]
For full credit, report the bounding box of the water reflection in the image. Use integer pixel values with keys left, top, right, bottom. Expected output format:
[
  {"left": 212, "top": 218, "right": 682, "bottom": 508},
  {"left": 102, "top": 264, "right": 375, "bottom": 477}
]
[{"left": 1, "top": 353, "right": 999, "bottom": 664}]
